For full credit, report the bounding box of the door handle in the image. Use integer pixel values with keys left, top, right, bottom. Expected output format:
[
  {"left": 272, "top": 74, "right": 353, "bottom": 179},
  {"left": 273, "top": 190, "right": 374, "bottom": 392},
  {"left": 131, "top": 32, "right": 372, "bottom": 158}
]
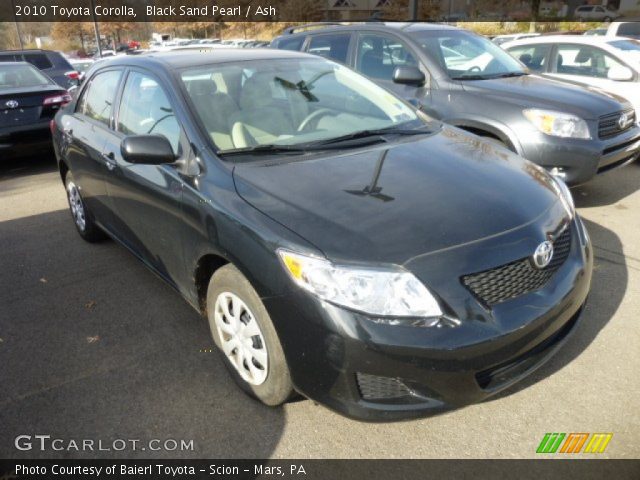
[{"left": 102, "top": 151, "right": 117, "bottom": 170}]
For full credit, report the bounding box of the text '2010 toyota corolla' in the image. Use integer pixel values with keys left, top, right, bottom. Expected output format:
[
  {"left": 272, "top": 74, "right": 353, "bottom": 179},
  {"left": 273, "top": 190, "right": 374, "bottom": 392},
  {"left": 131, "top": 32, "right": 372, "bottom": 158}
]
[{"left": 51, "top": 49, "right": 592, "bottom": 421}]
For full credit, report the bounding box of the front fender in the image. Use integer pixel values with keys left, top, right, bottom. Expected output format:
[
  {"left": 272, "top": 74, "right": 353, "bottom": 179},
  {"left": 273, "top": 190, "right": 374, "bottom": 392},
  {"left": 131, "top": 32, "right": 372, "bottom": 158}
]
[{"left": 448, "top": 117, "right": 524, "bottom": 156}]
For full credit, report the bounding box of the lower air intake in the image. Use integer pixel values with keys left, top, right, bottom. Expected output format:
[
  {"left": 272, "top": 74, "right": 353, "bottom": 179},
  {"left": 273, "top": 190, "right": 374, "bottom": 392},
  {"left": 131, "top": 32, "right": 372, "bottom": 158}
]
[{"left": 356, "top": 373, "right": 412, "bottom": 400}]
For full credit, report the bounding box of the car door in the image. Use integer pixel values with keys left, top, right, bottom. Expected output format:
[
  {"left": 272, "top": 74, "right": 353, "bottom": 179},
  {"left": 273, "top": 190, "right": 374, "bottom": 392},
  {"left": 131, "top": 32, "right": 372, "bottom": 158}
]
[
  {"left": 352, "top": 32, "right": 430, "bottom": 109},
  {"left": 62, "top": 68, "right": 123, "bottom": 230},
  {"left": 550, "top": 43, "right": 637, "bottom": 102},
  {"left": 101, "top": 68, "right": 189, "bottom": 286}
]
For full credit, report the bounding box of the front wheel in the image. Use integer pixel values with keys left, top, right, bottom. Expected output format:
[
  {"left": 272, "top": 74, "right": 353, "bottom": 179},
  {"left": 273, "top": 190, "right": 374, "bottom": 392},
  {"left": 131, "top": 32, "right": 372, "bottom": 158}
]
[
  {"left": 64, "top": 172, "right": 106, "bottom": 242},
  {"left": 206, "top": 264, "right": 293, "bottom": 406}
]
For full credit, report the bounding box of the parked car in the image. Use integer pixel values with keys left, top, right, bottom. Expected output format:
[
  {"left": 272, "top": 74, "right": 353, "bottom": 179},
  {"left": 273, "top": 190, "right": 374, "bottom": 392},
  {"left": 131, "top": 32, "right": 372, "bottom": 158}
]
[
  {"left": 504, "top": 35, "right": 640, "bottom": 116},
  {"left": 492, "top": 33, "right": 540, "bottom": 47},
  {"left": 584, "top": 28, "right": 607, "bottom": 36},
  {"left": 69, "top": 58, "right": 95, "bottom": 82},
  {"left": 52, "top": 49, "right": 592, "bottom": 421},
  {"left": 574, "top": 5, "right": 620, "bottom": 22},
  {"left": 0, "top": 49, "right": 78, "bottom": 89},
  {"left": 272, "top": 23, "right": 640, "bottom": 184},
  {"left": 605, "top": 21, "right": 640, "bottom": 40},
  {"left": 1, "top": 62, "right": 71, "bottom": 160}
]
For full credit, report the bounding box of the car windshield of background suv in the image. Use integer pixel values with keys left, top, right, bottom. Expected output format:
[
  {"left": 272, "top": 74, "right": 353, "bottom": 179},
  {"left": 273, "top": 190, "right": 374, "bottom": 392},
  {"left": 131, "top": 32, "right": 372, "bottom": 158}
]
[{"left": 180, "top": 58, "right": 421, "bottom": 152}]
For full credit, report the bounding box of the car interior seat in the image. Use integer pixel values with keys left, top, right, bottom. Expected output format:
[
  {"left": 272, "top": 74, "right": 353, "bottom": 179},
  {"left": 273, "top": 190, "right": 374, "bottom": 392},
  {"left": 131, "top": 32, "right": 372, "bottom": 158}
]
[
  {"left": 360, "top": 40, "right": 394, "bottom": 80},
  {"left": 187, "top": 78, "right": 237, "bottom": 151},
  {"left": 518, "top": 53, "right": 533, "bottom": 66},
  {"left": 229, "top": 72, "right": 294, "bottom": 148}
]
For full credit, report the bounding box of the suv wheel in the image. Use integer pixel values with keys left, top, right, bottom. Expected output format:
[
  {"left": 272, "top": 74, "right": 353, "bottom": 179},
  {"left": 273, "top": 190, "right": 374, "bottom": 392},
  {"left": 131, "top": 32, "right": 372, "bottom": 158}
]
[{"left": 206, "top": 264, "right": 293, "bottom": 406}]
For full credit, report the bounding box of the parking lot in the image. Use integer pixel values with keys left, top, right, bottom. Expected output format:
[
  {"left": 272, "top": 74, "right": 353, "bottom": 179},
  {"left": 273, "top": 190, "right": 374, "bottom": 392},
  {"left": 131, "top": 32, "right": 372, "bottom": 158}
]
[{"left": 0, "top": 153, "right": 639, "bottom": 459}]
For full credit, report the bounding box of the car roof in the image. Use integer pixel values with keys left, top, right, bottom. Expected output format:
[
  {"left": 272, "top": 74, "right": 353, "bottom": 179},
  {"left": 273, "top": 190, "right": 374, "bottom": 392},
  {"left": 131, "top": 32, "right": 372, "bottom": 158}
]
[
  {"left": 279, "top": 21, "right": 459, "bottom": 37},
  {"left": 0, "top": 61, "right": 34, "bottom": 66},
  {"left": 503, "top": 35, "right": 632, "bottom": 48},
  {"left": 100, "top": 48, "right": 318, "bottom": 70}
]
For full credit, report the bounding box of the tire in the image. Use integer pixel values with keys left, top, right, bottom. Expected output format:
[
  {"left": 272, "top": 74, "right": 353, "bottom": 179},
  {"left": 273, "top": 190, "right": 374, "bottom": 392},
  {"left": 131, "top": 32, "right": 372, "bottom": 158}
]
[
  {"left": 64, "top": 172, "right": 106, "bottom": 242},
  {"left": 206, "top": 264, "right": 293, "bottom": 406}
]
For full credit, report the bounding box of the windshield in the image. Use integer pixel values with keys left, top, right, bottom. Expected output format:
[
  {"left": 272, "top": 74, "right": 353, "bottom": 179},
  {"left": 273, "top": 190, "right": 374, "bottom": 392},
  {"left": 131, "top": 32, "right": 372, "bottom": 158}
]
[
  {"left": 71, "top": 61, "right": 94, "bottom": 73},
  {"left": 411, "top": 30, "right": 527, "bottom": 80},
  {"left": 180, "top": 58, "right": 420, "bottom": 153},
  {"left": 0, "top": 63, "right": 53, "bottom": 89}
]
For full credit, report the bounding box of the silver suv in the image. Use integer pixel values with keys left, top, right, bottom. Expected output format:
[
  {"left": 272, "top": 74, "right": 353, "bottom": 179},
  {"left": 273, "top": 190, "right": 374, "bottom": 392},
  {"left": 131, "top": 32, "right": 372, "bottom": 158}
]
[{"left": 272, "top": 22, "right": 640, "bottom": 185}]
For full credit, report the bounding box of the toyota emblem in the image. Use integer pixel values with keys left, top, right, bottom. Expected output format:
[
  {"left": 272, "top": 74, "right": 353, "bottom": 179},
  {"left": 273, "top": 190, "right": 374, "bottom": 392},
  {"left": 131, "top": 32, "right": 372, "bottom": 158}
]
[
  {"left": 532, "top": 241, "right": 554, "bottom": 269},
  {"left": 5, "top": 100, "right": 19, "bottom": 109}
]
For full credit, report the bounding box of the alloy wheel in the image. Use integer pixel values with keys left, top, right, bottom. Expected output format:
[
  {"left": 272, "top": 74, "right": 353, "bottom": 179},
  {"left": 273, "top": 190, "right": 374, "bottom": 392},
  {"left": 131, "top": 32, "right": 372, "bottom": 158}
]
[{"left": 67, "top": 181, "right": 86, "bottom": 231}]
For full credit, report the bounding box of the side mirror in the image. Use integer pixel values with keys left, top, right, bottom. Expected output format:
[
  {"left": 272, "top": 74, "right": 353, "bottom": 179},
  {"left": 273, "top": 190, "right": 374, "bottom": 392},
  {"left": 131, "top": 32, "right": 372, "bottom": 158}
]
[
  {"left": 121, "top": 135, "right": 176, "bottom": 165},
  {"left": 393, "top": 66, "right": 426, "bottom": 86},
  {"left": 607, "top": 65, "right": 633, "bottom": 81}
]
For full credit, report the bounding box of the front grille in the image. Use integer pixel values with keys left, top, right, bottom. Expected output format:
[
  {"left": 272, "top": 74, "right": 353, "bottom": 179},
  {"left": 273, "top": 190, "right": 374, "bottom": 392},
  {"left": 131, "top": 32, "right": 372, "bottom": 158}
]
[
  {"left": 598, "top": 108, "right": 635, "bottom": 139},
  {"left": 462, "top": 227, "right": 572, "bottom": 307},
  {"left": 356, "top": 373, "right": 412, "bottom": 401}
]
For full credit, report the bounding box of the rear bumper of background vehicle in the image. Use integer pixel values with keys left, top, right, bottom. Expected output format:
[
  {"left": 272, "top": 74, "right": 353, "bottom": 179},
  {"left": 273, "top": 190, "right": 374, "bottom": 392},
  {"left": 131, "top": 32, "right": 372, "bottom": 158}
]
[
  {"left": 0, "top": 121, "right": 52, "bottom": 160},
  {"left": 264, "top": 216, "right": 592, "bottom": 421},
  {"left": 520, "top": 126, "right": 640, "bottom": 185}
]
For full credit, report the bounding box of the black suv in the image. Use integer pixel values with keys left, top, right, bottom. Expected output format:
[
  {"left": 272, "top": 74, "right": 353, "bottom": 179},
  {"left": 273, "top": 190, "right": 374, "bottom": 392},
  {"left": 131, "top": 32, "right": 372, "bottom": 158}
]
[
  {"left": 272, "top": 22, "right": 640, "bottom": 185},
  {"left": 0, "top": 49, "right": 78, "bottom": 89}
]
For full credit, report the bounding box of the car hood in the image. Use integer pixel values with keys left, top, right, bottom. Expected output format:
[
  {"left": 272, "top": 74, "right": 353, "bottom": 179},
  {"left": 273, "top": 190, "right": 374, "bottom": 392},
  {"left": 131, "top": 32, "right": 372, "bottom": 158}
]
[
  {"left": 233, "top": 126, "right": 561, "bottom": 265},
  {"left": 460, "top": 74, "right": 628, "bottom": 119}
]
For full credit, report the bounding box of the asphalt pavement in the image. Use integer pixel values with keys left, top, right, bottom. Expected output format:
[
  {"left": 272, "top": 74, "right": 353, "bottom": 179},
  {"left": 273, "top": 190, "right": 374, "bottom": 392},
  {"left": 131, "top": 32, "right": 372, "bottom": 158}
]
[{"left": 0, "top": 154, "right": 639, "bottom": 459}]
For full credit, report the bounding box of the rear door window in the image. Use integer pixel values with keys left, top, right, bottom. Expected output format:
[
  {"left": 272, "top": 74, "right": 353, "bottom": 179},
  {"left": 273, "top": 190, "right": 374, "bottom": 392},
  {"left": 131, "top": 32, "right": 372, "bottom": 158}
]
[
  {"left": 556, "top": 44, "right": 626, "bottom": 78},
  {"left": 307, "top": 33, "right": 351, "bottom": 64},
  {"left": 77, "top": 69, "right": 122, "bottom": 127}
]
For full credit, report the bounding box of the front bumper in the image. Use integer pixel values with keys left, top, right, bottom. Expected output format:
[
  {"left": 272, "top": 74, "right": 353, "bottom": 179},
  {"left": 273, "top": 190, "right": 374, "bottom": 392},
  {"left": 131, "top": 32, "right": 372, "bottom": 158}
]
[
  {"left": 519, "top": 125, "right": 640, "bottom": 185},
  {"left": 265, "top": 215, "right": 592, "bottom": 421},
  {"left": 0, "top": 120, "right": 53, "bottom": 160}
]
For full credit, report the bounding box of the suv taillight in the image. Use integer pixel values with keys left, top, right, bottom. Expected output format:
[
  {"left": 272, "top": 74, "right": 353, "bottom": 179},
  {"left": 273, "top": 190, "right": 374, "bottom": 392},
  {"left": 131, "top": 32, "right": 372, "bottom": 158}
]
[
  {"left": 43, "top": 93, "right": 72, "bottom": 106},
  {"left": 64, "top": 70, "right": 80, "bottom": 81}
]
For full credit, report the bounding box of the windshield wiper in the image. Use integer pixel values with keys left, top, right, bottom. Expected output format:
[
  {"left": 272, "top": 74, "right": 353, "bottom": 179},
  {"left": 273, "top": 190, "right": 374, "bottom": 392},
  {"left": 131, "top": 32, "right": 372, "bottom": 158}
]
[
  {"left": 450, "top": 74, "right": 489, "bottom": 80},
  {"left": 495, "top": 72, "right": 528, "bottom": 78},
  {"left": 217, "top": 127, "right": 431, "bottom": 156},
  {"left": 307, "top": 126, "right": 431, "bottom": 147},
  {"left": 217, "top": 144, "right": 308, "bottom": 156},
  {"left": 451, "top": 72, "right": 528, "bottom": 80}
]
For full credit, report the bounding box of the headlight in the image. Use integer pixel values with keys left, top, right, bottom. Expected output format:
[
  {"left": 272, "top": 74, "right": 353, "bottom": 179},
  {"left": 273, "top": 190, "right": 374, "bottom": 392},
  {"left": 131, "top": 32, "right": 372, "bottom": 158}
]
[
  {"left": 278, "top": 250, "right": 442, "bottom": 318},
  {"left": 523, "top": 109, "right": 591, "bottom": 139},
  {"left": 550, "top": 174, "right": 575, "bottom": 219}
]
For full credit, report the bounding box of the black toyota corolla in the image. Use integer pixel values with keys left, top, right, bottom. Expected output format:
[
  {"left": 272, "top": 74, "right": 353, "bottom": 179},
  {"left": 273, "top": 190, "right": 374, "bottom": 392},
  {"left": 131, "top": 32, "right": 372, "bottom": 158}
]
[{"left": 51, "top": 50, "right": 592, "bottom": 421}]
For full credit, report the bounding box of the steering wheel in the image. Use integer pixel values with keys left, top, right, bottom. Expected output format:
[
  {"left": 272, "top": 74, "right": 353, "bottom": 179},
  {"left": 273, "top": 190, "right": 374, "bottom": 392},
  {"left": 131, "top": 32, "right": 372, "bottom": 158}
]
[
  {"left": 466, "top": 65, "right": 482, "bottom": 73},
  {"left": 297, "top": 108, "right": 333, "bottom": 132}
]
